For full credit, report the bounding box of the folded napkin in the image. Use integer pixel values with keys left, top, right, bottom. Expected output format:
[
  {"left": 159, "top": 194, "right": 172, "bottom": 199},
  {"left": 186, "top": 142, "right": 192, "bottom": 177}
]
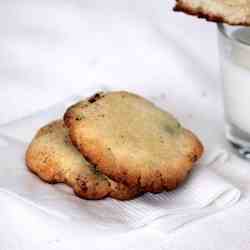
[{"left": 0, "top": 95, "right": 240, "bottom": 236}]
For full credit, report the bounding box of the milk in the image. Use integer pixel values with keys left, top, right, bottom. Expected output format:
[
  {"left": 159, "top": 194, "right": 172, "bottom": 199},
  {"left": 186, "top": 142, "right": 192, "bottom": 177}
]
[{"left": 222, "top": 28, "right": 250, "bottom": 136}]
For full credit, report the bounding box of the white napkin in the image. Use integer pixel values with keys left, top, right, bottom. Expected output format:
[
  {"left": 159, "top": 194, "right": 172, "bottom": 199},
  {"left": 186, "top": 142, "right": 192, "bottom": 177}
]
[{"left": 0, "top": 95, "right": 240, "bottom": 237}]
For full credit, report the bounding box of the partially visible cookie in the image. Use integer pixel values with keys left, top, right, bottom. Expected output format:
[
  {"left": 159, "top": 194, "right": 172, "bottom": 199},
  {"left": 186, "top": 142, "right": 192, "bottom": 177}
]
[
  {"left": 25, "top": 120, "right": 140, "bottom": 200},
  {"left": 174, "top": 0, "right": 250, "bottom": 26},
  {"left": 64, "top": 91, "right": 204, "bottom": 193}
]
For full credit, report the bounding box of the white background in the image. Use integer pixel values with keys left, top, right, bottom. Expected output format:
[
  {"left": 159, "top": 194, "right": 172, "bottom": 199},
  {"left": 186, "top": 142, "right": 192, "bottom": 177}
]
[
  {"left": 0, "top": 0, "right": 250, "bottom": 249},
  {"left": 0, "top": 0, "right": 219, "bottom": 125}
]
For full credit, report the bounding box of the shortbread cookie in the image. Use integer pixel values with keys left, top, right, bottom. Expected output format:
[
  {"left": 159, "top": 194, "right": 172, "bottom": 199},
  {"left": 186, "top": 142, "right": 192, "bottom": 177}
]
[
  {"left": 25, "top": 120, "right": 140, "bottom": 200},
  {"left": 174, "top": 0, "right": 250, "bottom": 26},
  {"left": 64, "top": 91, "right": 204, "bottom": 193}
]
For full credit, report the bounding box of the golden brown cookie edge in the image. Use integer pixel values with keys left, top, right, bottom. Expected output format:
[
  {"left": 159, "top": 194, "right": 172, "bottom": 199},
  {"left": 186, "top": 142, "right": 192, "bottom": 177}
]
[
  {"left": 26, "top": 120, "right": 140, "bottom": 200},
  {"left": 174, "top": 0, "right": 250, "bottom": 26}
]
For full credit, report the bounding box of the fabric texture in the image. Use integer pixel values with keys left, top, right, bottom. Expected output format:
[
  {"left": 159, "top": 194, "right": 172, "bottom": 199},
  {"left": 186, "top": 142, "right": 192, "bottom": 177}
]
[
  {"left": 0, "top": 93, "right": 241, "bottom": 250},
  {"left": 0, "top": 1, "right": 250, "bottom": 250}
]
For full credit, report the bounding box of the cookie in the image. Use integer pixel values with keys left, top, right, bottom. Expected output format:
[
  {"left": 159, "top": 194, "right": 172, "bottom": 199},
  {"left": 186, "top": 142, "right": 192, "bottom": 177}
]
[
  {"left": 174, "top": 0, "right": 250, "bottom": 26},
  {"left": 25, "top": 120, "right": 140, "bottom": 200},
  {"left": 64, "top": 91, "right": 204, "bottom": 193}
]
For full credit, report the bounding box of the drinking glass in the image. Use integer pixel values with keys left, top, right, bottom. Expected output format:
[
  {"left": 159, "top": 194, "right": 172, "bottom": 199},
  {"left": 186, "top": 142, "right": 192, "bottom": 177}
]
[{"left": 218, "top": 23, "right": 250, "bottom": 159}]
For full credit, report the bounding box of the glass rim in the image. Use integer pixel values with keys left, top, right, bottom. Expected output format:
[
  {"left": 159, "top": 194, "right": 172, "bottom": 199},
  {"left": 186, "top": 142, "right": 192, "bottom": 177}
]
[{"left": 217, "top": 23, "right": 250, "bottom": 49}]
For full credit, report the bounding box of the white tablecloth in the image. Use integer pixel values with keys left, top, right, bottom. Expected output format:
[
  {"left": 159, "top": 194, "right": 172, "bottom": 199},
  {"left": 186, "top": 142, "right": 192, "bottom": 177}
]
[{"left": 0, "top": 0, "right": 250, "bottom": 249}]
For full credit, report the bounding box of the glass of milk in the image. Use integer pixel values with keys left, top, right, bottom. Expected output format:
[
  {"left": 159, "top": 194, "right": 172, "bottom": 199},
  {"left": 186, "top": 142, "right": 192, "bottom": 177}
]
[{"left": 218, "top": 24, "right": 250, "bottom": 159}]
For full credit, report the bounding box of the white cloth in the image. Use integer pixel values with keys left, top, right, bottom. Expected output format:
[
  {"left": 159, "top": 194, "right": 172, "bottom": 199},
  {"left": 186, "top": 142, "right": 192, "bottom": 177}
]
[
  {"left": 0, "top": 93, "right": 241, "bottom": 250},
  {"left": 0, "top": 95, "right": 240, "bottom": 235},
  {"left": 0, "top": 0, "right": 250, "bottom": 250}
]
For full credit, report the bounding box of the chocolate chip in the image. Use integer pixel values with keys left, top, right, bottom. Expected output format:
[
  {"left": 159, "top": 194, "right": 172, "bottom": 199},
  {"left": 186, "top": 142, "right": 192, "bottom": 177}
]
[{"left": 88, "top": 93, "right": 104, "bottom": 103}]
